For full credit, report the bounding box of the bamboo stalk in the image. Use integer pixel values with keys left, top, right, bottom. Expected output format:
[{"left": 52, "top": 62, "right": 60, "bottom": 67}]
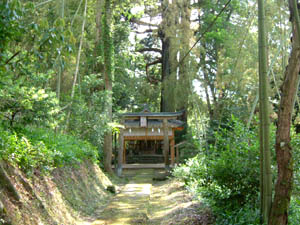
[
  {"left": 65, "top": 0, "right": 87, "bottom": 130},
  {"left": 258, "top": 0, "right": 272, "bottom": 222}
]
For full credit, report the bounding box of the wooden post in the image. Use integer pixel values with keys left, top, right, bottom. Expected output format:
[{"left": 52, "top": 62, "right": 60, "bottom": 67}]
[
  {"left": 114, "top": 133, "right": 118, "bottom": 173},
  {"left": 163, "top": 119, "right": 170, "bottom": 170},
  {"left": 176, "top": 146, "right": 179, "bottom": 164},
  {"left": 117, "top": 128, "right": 124, "bottom": 176},
  {"left": 123, "top": 140, "right": 126, "bottom": 163},
  {"left": 171, "top": 138, "right": 175, "bottom": 166}
]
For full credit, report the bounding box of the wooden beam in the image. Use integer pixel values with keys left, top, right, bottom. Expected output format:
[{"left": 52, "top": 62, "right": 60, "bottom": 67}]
[
  {"left": 173, "top": 127, "right": 184, "bottom": 131},
  {"left": 123, "top": 141, "right": 126, "bottom": 164},
  {"left": 124, "top": 135, "right": 174, "bottom": 141},
  {"left": 123, "top": 116, "right": 179, "bottom": 120},
  {"left": 146, "top": 116, "right": 178, "bottom": 119}
]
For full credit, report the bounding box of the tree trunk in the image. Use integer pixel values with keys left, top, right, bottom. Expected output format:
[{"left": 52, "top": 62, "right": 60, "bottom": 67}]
[
  {"left": 269, "top": 1, "right": 300, "bottom": 224},
  {"left": 163, "top": 119, "right": 170, "bottom": 170},
  {"left": 177, "top": 0, "right": 192, "bottom": 118},
  {"left": 160, "top": 35, "right": 171, "bottom": 112},
  {"left": 102, "top": 0, "right": 114, "bottom": 174},
  {"left": 160, "top": 0, "right": 176, "bottom": 112},
  {"left": 258, "top": 0, "right": 272, "bottom": 223},
  {"left": 93, "top": 0, "right": 104, "bottom": 73}
]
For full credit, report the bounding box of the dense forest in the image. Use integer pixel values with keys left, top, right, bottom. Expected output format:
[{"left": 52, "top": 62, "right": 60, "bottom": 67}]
[{"left": 1, "top": 0, "right": 300, "bottom": 224}]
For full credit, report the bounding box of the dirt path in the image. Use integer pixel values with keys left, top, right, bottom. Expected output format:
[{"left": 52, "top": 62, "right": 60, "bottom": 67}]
[{"left": 82, "top": 169, "right": 210, "bottom": 225}]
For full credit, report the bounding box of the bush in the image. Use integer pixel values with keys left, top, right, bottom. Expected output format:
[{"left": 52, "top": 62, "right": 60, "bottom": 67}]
[
  {"left": 0, "top": 126, "right": 55, "bottom": 173},
  {"left": 0, "top": 125, "right": 99, "bottom": 174},
  {"left": 214, "top": 202, "right": 260, "bottom": 225},
  {"left": 173, "top": 116, "right": 263, "bottom": 223}
]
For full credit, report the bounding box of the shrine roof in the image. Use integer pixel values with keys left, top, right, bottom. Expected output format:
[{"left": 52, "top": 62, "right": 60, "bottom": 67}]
[
  {"left": 122, "top": 111, "right": 183, "bottom": 118},
  {"left": 124, "top": 119, "right": 184, "bottom": 128}
]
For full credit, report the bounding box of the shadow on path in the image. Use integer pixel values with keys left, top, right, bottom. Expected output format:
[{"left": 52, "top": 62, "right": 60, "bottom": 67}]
[{"left": 84, "top": 169, "right": 210, "bottom": 225}]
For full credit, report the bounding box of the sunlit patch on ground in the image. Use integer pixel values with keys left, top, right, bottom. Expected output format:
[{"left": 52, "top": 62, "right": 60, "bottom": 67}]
[{"left": 83, "top": 169, "right": 212, "bottom": 225}]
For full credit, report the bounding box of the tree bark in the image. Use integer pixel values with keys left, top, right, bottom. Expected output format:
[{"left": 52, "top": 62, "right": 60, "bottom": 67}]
[
  {"left": 93, "top": 0, "right": 104, "bottom": 73},
  {"left": 178, "top": 0, "right": 191, "bottom": 116},
  {"left": 160, "top": 0, "right": 171, "bottom": 112},
  {"left": 160, "top": 0, "right": 178, "bottom": 112},
  {"left": 269, "top": 1, "right": 300, "bottom": 224},
  {"left": 163, "top": 119, "right": 170, "bottom": 170},
  {"left": 102, "top": 0, "right": 114, "bottom": 174}
]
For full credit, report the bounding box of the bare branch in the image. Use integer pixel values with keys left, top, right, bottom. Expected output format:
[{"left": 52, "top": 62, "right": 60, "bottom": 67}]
[
  {"left": 59, "top": 103, "right": 71, "bottom": 111},
  {"left": 137, "top": 48, "right": 162, "bottom": 54},
  {"left": 4, "top": 51, "right": 20, "bottom": 65},
  {"left": 35, "top": 0, "right": 55, "bottom": 7},
  {"left": 145, "top": 58, "right": 162, "bottom": 85},
  {"left": 129, "top": 17, "right": 159, "bottom": 27},
  {"left": 146, "top": 58, "right": 162, "bottom": 69},
  {"left": 134, "top": 29, "right": 157, "bottom": 34}
]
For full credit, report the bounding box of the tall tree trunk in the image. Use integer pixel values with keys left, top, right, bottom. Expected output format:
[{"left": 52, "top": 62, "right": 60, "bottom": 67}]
[
  {"left": 269, "top": 1, "right": 300, "bottom": 224},
  {"left": 177, "top": 0, "right": 191, "bottom": 120},
  {"left": 160, "top": 0, "right": 176, "bottom": 112},
  {"left": 258, "top": 0, "right": 272, "bottom": 223},
  {"left": 94, "top": 0, "right": 104, "bottom": 73},
  {"left": 160, "top": 34, "right": 171, "bottom": 112},
  {"left": 102, "top": 0, "right": 114, "bottom": 174}
]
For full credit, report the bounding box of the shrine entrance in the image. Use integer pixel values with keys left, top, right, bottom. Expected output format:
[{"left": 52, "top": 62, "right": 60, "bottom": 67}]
[
  {"left": 125, "top": 140, "right": 164, "bottom": 164},
  {"left": 116, "top": 109, "right": 184, "bottom": 175}
]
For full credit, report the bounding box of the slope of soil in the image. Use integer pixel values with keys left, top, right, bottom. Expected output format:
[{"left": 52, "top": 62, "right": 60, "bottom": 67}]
[
  {"left": 1, "top": 163, "right": 212, "bottom": 225},
  {"left": 0, "top": 160, "right": 114, "bottom": 225}
]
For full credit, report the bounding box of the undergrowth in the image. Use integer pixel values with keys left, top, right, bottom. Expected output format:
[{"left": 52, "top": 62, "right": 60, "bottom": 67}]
[
  {"left": 173, "top": 117, "right": 263, "bottom": 224},
  {"left": 0, "top": 125, "right": 99, "bottom": 175},
  {"left": 174, "top": 116, "right": 300, "bottom": 224}
]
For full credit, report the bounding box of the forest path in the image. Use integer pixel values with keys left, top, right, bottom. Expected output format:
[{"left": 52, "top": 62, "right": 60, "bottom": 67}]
[{"left": 82, "top": 169, "right": 207, "bottom": 225}]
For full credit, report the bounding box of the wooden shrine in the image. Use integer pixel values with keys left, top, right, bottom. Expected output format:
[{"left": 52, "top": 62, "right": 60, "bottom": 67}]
[{"left": 116, "top": 109, "right": 184, "bottom": 175}]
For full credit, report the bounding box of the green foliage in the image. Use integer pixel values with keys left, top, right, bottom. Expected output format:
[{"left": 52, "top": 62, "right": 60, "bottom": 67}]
[
  {"left": 213, "top": 203, "right": 260, "bottom": 225},
  {"left": 173, "top": 117, "right": 261, "bottom": 223},
  {"left": 290, "top": 130, "right": 300, "bottom": 224},
  {"left": 0, "top": 125, "right": 98, "bottom": 175},
  {"left": 0, "top": 126, "right": 54, "bottom": 174},
  {"left": 289, "top": 196, "right": 300, "bottom": 224},
  {"left": 0, "top": 0, "right": 23, "bottom": 51},
  {"left": 66, "top": 74, "right": 110, "bottom": 148},
  {"left": 0, "top": 83, "right": 61, "bottom": 128},
  {"left": 0, "top": 0, "right": 74, "bottom": 130},
  {"left": 291, "top": 130, "right": 300, "bottom": 194}
]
